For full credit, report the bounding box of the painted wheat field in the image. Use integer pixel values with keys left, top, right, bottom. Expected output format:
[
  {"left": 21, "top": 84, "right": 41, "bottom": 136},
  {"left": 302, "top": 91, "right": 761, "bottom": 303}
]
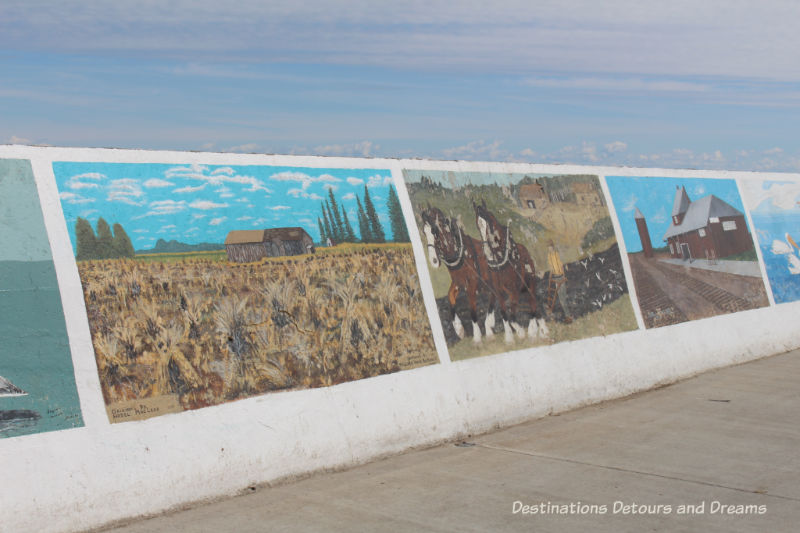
[{"left": 80, "top": 244, "right": 436, "bottom": 422}]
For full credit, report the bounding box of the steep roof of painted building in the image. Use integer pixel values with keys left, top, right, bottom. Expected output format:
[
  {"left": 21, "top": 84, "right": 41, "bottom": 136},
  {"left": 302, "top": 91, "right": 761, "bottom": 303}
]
[
  {"left": 671, "top": 186, "right": 691, "bottom": 217},
  {"left": 663, "top": 195, "right": 743, "bottom": 240}
]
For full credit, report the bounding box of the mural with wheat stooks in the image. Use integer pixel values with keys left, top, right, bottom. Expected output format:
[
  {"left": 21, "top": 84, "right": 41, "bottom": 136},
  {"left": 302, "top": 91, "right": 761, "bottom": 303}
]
[
  {"left": 54, "top": 162, "right": 437, "bottom": 422},
  {"left": 405, "top": 169, "right": 638, "bottom": 361}
]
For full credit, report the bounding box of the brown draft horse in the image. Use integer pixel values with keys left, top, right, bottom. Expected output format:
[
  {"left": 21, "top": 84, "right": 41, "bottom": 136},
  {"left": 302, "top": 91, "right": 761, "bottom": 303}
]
[
  {"left": 420, "top": 205, "right": 496, "bottom": 343},
  {"left": 474, "top": 199, "right": 547, "bottom": 343}
]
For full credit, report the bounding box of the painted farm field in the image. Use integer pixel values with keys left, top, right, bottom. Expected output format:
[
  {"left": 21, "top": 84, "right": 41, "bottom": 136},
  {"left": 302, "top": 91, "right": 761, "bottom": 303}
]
[
  {"left": 404, "top": 169, "right": 638, "bottom": 360},
  {"left": 54, "top": 162, "right": 437, "bottom": 421},
  {"left": 78, "top": 245, "right": 434, "bottom": 418}
]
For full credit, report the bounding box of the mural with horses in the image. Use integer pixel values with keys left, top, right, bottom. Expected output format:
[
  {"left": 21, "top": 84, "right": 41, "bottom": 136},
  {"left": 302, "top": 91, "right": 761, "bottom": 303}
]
[{"left": 405, "top": 170, "right": 638, "bottom": 360}]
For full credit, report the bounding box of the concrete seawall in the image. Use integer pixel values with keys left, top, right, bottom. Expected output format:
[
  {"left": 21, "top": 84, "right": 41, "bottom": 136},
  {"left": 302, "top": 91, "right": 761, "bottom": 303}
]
[{"left": 1, "top": 146, "right": 798, "bottom": 532}]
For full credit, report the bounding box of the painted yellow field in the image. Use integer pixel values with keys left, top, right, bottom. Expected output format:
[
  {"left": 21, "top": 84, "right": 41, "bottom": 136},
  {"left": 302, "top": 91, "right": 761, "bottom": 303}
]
[{"left": 79, "top": 245, "right": 438, "bottom": 414}]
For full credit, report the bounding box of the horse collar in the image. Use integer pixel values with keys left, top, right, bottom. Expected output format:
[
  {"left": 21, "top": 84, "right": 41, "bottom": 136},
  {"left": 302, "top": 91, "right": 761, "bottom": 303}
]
[
  {"left": 486, "top": 225, "right": 512, "bottom": 269},
  {"left": 440, "top": 226, "right": 465, "bottom": 268}
]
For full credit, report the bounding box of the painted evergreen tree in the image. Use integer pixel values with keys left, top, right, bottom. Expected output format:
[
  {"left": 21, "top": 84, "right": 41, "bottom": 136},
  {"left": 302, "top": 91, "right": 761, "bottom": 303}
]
[
  {"left": 327, "top": 189, "right": 345, "bottom": 242},
  {"left": 363, "top": 185, "right": 385, "bottom": 243},
  {"left": 324, "top": 200, "right": 338, "bottom": 242},
  {"left": 386, "top": 185, "right": 409, "bottom": 242},
  {"left": 112, "top": 223, "right": 136, "bottom": 258},
  {"left": 95, "top": 218, "right": 115, "bottom": 259},
  {"left": 317, "top": 217, "right": 327, "bottom": 245},
  {"left": 75, "top": 217, "right": 98, "bottom": 261},
  {"left": 356, "top": 196, "right": 372, "bottom": 243},
  {"left": 341, "top": 205, "right": 355, "bottom": 242},
  {"left": 321, "top": 202, "right": 334, "bottom": 244}
]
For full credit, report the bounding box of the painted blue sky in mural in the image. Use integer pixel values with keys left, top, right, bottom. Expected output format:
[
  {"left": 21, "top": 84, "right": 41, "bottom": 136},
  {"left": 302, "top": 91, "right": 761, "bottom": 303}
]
[
  {"left": 606, "top": 176, "right": 748, "bottom": 254},
  {"left": 53, "top": 162, "right": 395, "bottom": 250}
]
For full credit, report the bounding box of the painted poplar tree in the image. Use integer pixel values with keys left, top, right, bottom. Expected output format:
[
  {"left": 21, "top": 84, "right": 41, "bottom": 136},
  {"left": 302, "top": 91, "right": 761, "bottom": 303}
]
[
  {"left": 321, "top": 201, "right": 334, "bottom": 244},
  {"left": 75, "top": 217, "right": 98, "bottom": 261},
  {"left": 341, "top": 205, "right": 355, "bottom": 242},
  {"left": 386, "top": 185, "right": 409, "bottom": 242},
  {"left": 363, "top": 185, "right": 385, "bottom": 243},
  {"left": 356, "top": 196, "right": 372, "bottom": 243},
  {"left": 95, "top": 218, "right": 115, "bottom": 259},
  {"left": 112, "top": 223, "right": 135, "bottom": 258}
]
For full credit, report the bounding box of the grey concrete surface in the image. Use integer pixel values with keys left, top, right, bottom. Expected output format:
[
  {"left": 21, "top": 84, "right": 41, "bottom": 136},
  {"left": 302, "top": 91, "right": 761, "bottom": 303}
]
[{"left": 99, "top": 349, "right": 800, "bottom": 533}]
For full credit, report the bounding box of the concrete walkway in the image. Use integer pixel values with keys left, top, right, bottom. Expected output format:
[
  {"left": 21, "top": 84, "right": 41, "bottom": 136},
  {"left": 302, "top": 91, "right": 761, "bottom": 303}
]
[
  {"left": 100, "top": 349, "right": 800, "bottom": 533},
  {"left": 658, "top": 257, "right": 763, "bottom": 277}
]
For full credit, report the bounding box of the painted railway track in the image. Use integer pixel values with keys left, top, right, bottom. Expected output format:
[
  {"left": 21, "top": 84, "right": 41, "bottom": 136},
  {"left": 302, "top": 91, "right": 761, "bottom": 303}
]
[
  {"left": 631, "top": 263, "right": 687, "bottom": 328},
  {"left": 652, "top": 262, "right": 753, "bottom": 314}
]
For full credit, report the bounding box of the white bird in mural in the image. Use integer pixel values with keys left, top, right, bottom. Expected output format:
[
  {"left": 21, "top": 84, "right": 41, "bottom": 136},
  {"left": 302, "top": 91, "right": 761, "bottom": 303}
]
[{"left": 771, "top": 233, "right": 800, "bottom": 275}]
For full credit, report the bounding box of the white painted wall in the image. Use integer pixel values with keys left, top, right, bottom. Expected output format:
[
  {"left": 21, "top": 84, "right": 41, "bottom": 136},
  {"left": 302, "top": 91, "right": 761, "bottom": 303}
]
[{"left": 1, "top": 145, "right": 798, "bottom": 533}]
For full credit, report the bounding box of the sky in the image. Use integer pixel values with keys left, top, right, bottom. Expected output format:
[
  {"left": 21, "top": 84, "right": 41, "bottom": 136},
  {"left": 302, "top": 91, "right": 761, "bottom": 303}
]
[
  {"left": 3, "top": 2, "right": 800, "bottom": 171},
  {"left": 605, "top": 176, "right": 748, "bottom": 253},
  {"left": 52, "top": 162, "right": 396, "bottom": 250}
]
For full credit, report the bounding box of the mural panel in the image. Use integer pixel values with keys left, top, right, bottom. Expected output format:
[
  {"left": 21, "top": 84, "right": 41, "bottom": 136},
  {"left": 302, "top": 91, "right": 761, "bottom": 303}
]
[
  {"left": 739, "top": 179, "right": 800, "bottom": 303},
  {"left": 53, "top": 162, "right": 437, "bottom": 422},
  {"left": 405, "top": 170, "right": 638, "bottom": 361},
  {"left": 1, "top": 159, "right": 83, "bottom": 437},
  {"left": 606, "top": 176, "right": 769, "bottom": 328}
]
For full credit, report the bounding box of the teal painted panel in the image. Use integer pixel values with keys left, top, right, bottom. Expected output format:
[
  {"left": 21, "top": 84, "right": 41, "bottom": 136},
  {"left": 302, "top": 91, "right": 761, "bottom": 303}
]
[{"left": 0, "top": 159, "right": 84, "bottom": 438}]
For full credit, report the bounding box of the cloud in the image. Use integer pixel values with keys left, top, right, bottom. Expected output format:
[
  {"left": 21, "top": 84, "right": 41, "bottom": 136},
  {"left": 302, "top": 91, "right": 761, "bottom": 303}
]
[
  {"left": 174, "top": 183, "right": 207, "bottom": 193},
  {"left": 144, "top": 178, "right": 175, "bottom": 188},
  {"left": 211, "top": 167, "right": 235, "bottom": 176},
  {"left": 742, "top": 181, "right": 800, "bottom": 211},
  {"left": 215, "top": 186, "right": 235, "bottom": 198},
  {"left": 65, "top": 172, "right": 106, "bottom": 190},
  {"left": 621, "top": 194, "right": 638, "bottom": 213},
  {"left": 192, "top": 214, "right": 206, "bottom": 220},
  {"left": 287, "top": 187, "right": 324, "bottom": 200},
  {"left": 342, "top": 192, "right": 356, "bottom": 200},
  {"left": 441, "top": 139, "right": 506, "bottom": 161},
  {"left": 651, "top": 206, "right": 668, "bottom": 224},
  {"left": 209, "top": 217, "right": 227, "bottom": 226},
  {"left": 157, "top": 224, "right": 178, "bottom": 234},
  {"left": 190, "top": 200, "right": 229, "bottom": 210},
  {"left": 8, "top": 135, "right": 31, "bottom": 144},
  {"left": 107, "top": 178, "right": 144, "bottom": 205},
  {"left": 367, "top": 175, "right": 393, "bottom": 188},
  {"left": 236, "top": 216, "right": 253, "bottom": 221},
  {"left": 225, "top": 143, "right": 260, "bottom": 153},
  {"left": 604, "top": 141, "right": 627, "bottom": 153},
  {"left": 59, "top": 191, "right": 95, "bottom": 204},
  {"left": 132, "top": 229, "right": 149, "bottom": 233},
  {"left": 71, "top": 172, "right": 105, "bottom": 180},
  {"left": 269, "top": 205, "right": 291, "bottom": 210},
  {"left": 270, "top": 171, "right": 341, "bottom": 191},
  {"left": 134, "top": 199, "right": 187, "bottom": 218},
  {"left": 165, "top": 164, "right": 270, "bottom": 192},
  {"left": 523, "top": 76, "right": 711, "bottom": 93},
  {"left": 346, "top": 177, "right": 364, "bottom": 186},
  {"left": 312, "top": 141, "right": 377, "bottom": 157}
]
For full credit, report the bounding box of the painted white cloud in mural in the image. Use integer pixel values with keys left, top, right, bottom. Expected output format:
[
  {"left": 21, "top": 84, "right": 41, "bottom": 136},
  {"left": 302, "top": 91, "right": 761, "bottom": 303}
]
[{"left": 740, "top": 180, "right": 800, "bottom": 212}]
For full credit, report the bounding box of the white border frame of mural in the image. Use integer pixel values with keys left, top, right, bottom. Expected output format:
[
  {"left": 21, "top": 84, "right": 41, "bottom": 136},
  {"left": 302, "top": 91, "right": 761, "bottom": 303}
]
[{"left": 1, "top": 144, "right": 799, "bottom": 533}]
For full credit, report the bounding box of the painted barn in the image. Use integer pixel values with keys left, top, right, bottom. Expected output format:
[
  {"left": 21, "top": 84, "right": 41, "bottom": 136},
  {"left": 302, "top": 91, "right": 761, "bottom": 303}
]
[
  {"left": 519, "top": 183, "right": 549, "bottom": 210},
  {"left": 571, "top": 182, "right": 604, "bottom": 206},
  {"left": 224, "top": 227, "right": 315, "bottom": 263},
  {"left": 662, "top": 186, "right": 752, "bottom": 261}
]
